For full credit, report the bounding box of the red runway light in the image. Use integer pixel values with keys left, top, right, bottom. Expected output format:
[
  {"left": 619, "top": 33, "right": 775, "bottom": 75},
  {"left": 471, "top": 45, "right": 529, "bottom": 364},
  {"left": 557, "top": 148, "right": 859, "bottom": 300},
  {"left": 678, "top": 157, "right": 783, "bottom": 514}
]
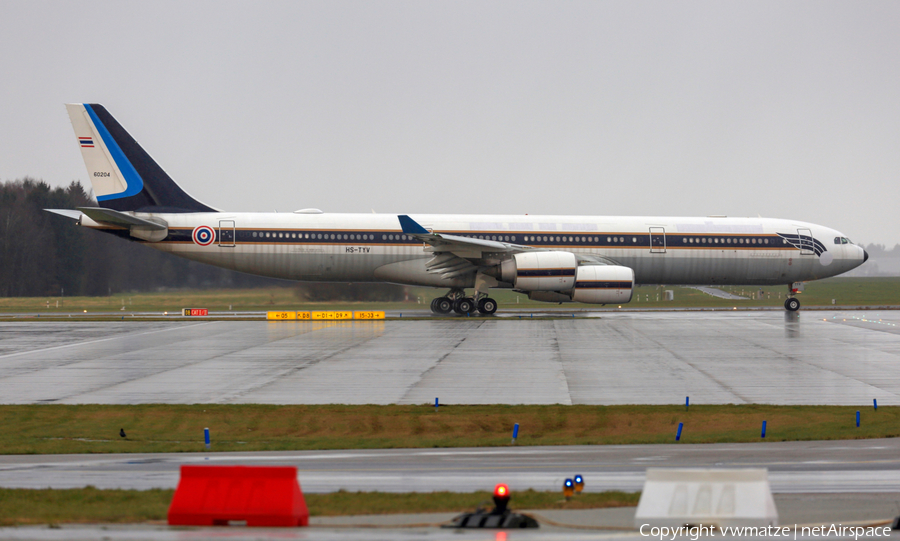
[{"left": 494, "top": 483, "right": 509, "bottom": 498}]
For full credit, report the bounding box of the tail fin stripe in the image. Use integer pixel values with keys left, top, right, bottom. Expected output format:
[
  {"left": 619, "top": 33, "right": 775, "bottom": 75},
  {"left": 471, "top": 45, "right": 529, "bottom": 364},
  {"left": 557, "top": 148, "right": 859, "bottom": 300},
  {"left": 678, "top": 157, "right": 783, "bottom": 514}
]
[
  {"left": 83, "top": 104, "right": 144, "bottom": 201},
  {"left": 67, "top": 103, "right": 217, "bottom": 213}
]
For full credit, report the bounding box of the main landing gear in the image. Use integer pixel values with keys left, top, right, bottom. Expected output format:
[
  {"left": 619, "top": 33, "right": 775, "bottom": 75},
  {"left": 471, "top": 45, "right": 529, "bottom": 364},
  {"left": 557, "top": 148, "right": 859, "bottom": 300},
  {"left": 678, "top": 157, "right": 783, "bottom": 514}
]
[
  {"left": 784, "top": 283, "right": 802, "bottom": 312},
  {"left": 431, "top": 289, "right": 498, "bottom": 316}
]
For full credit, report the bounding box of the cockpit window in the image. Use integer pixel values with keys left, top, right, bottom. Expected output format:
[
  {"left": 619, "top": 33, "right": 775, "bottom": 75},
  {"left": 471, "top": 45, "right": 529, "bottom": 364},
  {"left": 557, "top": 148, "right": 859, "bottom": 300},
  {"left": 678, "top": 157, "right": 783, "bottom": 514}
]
[
  {"left": 834, "top": 237, "right": 841, "bottom": 245},
  {"left": 842, "top": 237, "right": 851, "bottom": 244}
]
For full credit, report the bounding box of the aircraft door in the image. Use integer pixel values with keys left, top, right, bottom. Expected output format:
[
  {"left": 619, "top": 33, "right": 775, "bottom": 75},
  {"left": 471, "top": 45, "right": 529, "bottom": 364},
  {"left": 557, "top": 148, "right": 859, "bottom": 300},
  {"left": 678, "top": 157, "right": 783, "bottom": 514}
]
[
  {"left": 649, "top": 227, "right": 666, "bottom": 253},
  {"left": 219, "top": 220, "right": 235, "bottom": 247},
  {"left": 797, "top": 228, "right": 814, "bottom": 255}
]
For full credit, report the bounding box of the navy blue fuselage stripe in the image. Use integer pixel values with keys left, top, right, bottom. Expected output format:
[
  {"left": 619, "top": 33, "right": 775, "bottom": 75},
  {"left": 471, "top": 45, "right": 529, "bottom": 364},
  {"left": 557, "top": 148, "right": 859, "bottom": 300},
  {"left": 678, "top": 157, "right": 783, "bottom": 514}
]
[
  {"left": 575, "top": 281, "right": 633, "bottom": 288},
  {"left": 141, "top": 228, "right": 819, "bottom": 250}
]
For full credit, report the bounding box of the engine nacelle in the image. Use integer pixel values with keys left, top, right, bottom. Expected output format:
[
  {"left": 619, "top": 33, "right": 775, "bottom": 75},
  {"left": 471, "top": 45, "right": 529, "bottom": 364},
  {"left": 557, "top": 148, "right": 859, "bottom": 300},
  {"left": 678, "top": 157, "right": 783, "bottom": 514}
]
[
  {"left": 500, "top": 251, "right": 577, "bottom": 291},
  {"left": 571, "top": 265, "right": 634, "bottom": 304},
  {"left": 527, "top": 291, "right": 573, "bottom": 303}
]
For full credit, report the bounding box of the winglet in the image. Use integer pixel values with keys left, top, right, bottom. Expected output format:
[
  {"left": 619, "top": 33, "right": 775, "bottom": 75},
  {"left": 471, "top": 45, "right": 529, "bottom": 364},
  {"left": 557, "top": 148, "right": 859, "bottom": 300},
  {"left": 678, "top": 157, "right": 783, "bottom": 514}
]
[{"left": 398, "top": 215, "right": 430, "bottom": 235}]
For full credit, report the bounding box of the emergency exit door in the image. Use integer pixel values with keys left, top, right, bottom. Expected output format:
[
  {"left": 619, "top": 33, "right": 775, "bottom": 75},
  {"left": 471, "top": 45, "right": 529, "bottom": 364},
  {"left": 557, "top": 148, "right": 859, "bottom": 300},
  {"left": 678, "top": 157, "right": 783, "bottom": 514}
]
[
  {"left": 649, "top": 227, "right": 666, "bottom": 253},
  {"left": 797, "top": 228, "right": 814, "bottom": 255},
  {"left": 219, "top": 220, "right": 235, "bottom": 247}
]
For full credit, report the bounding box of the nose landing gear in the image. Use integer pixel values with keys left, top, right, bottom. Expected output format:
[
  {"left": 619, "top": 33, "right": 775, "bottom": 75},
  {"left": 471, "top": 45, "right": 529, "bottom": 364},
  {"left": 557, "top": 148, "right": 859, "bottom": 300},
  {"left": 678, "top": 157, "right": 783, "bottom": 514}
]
[{"left": 784, "top": 283, "right": 803, "bottom": 311}]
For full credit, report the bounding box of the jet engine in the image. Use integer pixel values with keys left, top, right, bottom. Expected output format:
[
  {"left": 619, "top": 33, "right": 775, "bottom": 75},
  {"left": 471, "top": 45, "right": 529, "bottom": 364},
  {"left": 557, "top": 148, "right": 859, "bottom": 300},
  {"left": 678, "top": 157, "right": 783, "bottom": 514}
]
[
  {"left": 497, "top": 252, "right": 634, "bottom": 304},
  {"left": 500, "top": 252, "right": 578, "bottom": 291},
  {"left": 571, "top": 264, "right": 634, "bottom": 304}
]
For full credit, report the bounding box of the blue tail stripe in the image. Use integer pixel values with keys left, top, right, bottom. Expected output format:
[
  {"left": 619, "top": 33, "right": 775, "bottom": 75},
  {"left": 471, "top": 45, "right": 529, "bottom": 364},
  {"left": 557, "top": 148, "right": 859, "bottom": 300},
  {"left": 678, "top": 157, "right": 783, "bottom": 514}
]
[{"left": 83, "top": 104, "right": 145, "bottom": 201}]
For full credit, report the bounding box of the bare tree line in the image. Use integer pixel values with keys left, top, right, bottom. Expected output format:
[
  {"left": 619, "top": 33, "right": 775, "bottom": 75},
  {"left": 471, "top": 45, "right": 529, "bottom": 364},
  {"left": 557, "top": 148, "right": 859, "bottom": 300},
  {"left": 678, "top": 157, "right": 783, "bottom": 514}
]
[
  {"left": 0, "top": 178, "right": 408, "bottom": 300},
  {"left": 0, "top": 178, "right": 289, "bottom": 297}
]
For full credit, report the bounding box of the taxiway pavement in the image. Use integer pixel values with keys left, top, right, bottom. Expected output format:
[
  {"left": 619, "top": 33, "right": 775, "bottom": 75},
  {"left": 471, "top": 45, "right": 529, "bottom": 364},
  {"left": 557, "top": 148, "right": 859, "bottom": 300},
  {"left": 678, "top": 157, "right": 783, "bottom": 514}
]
[{"left": 2, "top": 438, "right": 899, "bottom": 493}]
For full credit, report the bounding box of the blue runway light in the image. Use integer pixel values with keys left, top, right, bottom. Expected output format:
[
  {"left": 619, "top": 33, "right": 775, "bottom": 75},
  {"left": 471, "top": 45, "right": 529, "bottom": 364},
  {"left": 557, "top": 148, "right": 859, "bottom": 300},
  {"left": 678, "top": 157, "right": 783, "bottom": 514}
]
[
  {"left": 563, "top": 478, "right": 574, "bottom": 499},
  {"left": 676, "top": 422, "right": 684, "bottom": 441},
  {"left": 204, "top": 427, "right": 210, "bottom": 450}
]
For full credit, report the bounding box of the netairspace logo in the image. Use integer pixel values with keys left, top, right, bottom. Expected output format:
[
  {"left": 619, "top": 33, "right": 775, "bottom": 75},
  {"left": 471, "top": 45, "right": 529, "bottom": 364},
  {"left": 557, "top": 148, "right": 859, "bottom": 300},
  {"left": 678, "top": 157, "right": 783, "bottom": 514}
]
[{"left": 639, "top": 523, "right": 892, "bottom": 540}]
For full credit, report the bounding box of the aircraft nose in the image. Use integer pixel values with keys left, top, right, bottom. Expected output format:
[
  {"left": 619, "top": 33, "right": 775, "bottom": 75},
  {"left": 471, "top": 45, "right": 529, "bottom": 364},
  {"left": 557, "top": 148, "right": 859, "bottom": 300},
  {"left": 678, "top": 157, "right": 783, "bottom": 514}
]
[{"left": 863, "top": 249, "right": 869, "bottom": 263}]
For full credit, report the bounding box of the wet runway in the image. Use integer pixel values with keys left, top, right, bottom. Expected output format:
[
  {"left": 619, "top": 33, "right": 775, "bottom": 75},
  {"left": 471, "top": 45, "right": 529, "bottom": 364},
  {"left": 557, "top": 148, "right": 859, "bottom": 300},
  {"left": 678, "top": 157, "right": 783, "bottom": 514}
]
[
  {"left": 0, "top": 310, "right": 898, "bottom": 405},
  {"left": 2, "top": 438, "right": 899, "bottom": 493}
]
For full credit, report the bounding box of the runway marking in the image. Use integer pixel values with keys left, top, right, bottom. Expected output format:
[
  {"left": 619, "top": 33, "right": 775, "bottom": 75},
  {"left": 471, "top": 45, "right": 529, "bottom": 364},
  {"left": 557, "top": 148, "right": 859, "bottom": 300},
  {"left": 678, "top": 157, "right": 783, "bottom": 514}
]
[
  {"left": 749, "top": 322, "right": 900, "bottom": 400},
  {"left": 552, "top": 320, "right": 574, "bottom": 405},
  {"left": 630, "top": 323, "right": 752, "bottom": 403},
  {"left": 398, "top": 323, "right": 476, "bottom": 403},
  {"left": 0, "top": 322, "right": 216, "bottom": 360},
  {"left": 223, "top": 323, "right": 390, "bottom": 402}
]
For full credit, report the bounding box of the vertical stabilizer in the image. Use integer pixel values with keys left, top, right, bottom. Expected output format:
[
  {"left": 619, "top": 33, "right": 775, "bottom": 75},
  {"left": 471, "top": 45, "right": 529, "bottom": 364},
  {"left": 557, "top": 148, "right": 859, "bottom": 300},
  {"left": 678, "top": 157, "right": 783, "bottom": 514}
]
[{"left": 65, "top": 104, "right": 216, "bottom": 213}]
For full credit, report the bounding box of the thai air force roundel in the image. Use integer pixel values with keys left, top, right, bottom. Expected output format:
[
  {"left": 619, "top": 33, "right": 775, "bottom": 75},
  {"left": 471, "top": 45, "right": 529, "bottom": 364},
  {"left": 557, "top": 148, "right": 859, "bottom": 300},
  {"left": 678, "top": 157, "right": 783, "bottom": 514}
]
[{"left": 192, "top": 225, "right": 215, "bottom": 246}]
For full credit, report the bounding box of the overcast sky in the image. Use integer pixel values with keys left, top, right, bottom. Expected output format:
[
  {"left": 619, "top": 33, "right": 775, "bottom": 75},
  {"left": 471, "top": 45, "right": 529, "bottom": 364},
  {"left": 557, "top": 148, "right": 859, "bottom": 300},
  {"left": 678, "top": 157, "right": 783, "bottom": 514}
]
[{"left": 1, "top": 1, "right": 898, "bottom": 245}]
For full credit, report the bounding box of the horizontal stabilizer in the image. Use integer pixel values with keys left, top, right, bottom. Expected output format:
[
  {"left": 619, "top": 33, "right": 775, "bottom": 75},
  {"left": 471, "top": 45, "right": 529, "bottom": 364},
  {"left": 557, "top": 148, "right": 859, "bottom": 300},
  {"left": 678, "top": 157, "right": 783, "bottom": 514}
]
[
  {"left": 76, "top": 207, "right": 167, "bottom": 230},
  {"left": 44, "top": 209, "right": 83, "bottom": 221}
]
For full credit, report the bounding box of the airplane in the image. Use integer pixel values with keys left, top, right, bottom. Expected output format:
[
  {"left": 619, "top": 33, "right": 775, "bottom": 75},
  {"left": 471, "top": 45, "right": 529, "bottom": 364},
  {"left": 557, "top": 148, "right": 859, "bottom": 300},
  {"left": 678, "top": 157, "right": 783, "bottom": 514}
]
[{"left": 47, "top": 103, "right": 868, "bottom": 315}]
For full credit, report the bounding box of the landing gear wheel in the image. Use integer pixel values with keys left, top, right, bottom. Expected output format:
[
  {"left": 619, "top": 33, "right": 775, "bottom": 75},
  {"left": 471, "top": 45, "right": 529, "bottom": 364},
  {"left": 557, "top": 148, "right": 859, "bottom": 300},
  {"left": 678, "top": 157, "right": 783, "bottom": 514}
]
[
  {"left": 454, "top": 297, "right": 476, "bottom": 315},
  {"left": 477, "top": 297, "right": 498, "bottom": 315},
  {"left": 785, "top": 298, "right": 800, "bottom": 312},
  {"left": 433, "top": 297, "right": 453, "bottom": 315}
]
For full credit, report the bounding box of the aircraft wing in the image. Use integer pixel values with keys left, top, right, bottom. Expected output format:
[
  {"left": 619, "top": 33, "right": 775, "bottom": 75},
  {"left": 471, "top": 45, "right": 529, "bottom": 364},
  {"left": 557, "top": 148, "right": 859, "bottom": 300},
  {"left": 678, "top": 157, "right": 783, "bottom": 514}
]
[
  {"left": 399, "top": 214, "right": 538, "bottom": 279},
  {"left": 398, "top": 215, "right": 528, "bottom": 258}
]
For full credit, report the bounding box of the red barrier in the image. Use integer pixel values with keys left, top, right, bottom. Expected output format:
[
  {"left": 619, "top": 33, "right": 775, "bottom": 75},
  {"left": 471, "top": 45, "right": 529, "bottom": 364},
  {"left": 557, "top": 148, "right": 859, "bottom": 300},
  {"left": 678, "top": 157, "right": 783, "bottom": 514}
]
[{"left": 168, "top": 465, "right": 308, "bottom": 527}]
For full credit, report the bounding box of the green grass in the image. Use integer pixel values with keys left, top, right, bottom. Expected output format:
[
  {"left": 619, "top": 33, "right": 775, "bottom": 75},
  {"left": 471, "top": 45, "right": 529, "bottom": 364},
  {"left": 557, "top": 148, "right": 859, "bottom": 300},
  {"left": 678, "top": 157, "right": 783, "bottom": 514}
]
[
  {"left": 1, "top": 277, "right": 899, "bottom": 315},
  {"left": 308, "top": 489, "right": 640, "bottom": 516},
  {"left": 1, "top": 404, "right": 895, "bottom": 455},
  {"left": 0, "top": 488, "right": 639, "bottom": 526},
  {"left": 0, "top": 487, "right": 173, "bottom": 526},
  {"left": 622, "top": 277, "right": 900, "bottom": 309}
]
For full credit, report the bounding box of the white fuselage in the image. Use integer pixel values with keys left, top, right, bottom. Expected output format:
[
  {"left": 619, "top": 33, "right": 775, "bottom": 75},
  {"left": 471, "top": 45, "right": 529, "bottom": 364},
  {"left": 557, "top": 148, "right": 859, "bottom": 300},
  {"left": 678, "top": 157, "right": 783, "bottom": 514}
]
[{"left": 89, "top": 212, "right": 865, "bottom": 289}]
